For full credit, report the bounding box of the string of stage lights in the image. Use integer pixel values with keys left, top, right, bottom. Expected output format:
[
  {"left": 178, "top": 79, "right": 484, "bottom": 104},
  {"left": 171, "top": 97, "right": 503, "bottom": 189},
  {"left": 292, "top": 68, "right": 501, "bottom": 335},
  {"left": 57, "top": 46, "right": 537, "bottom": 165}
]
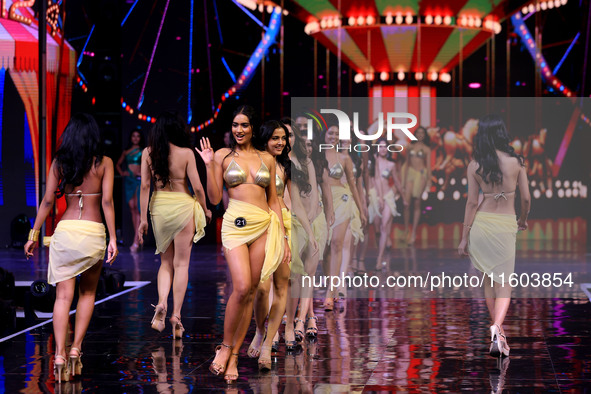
[{"left": 117, "top": 4, "right": 282, "bottom": 131}]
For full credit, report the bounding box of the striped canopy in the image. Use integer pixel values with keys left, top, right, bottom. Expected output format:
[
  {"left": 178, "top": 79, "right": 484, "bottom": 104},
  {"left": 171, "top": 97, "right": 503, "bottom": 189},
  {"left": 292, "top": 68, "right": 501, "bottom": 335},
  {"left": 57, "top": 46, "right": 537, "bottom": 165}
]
[
  {"left": 285, "top": 0, "right": 526, "bottom": 75},
  {"left": 0, "top": 0, "right": 76, "bottom": 211}
]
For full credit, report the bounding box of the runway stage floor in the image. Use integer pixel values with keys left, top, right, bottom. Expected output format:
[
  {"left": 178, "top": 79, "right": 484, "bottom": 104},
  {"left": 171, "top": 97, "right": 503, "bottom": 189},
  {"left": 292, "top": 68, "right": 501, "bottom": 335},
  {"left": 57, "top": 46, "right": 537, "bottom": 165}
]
[{"left": 0, "top": 242, "right": 590, "bottom": 393}]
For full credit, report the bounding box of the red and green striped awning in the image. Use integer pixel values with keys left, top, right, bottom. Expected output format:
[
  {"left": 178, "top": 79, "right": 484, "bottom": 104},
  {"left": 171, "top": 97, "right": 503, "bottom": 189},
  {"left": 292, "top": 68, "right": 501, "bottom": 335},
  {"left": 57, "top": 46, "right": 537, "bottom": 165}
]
[{"left": 285, "top": 0, "right": 525, "bottom": 75}]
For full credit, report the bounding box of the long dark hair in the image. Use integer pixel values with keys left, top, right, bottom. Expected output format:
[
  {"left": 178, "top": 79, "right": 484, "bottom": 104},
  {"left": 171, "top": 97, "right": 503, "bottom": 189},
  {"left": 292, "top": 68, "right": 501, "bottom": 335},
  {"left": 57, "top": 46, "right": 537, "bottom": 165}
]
[
  {"left": 55, "top": 113, "right": 103, "bottom": 197},
  {"left": 473, "top": 115, "right": 524, "bottom": 184},
  {"left": 257, "top": 120, "right": 291, "bottom": 180},
  {"left": 412, "top": 126, "right": 430, "bottom": 146},
  {"left": 283, "top": 118, "right": 312, "bottom": 195},
  {"left": 310, "top": 121, "right": 329, "bottom": 184},
  {"left": 148, "top": 111, "right": 192, "bottom": 188},
  {"left": 226, "top": 105, "right": 259, "bottom": 154},
  {"left": 126, "top": 127, "right": 145, "bottom": 150}
]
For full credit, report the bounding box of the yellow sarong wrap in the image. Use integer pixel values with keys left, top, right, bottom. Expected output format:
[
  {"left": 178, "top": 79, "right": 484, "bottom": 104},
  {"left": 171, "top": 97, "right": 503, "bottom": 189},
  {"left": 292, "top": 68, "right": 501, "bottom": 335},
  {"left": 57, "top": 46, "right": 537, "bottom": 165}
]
[
  {"left": 291, "top": 211, "right": 328, "bottom": 276},
  {"left": 330, "top": 184, "right": 364, "bottom": 245},
  {"left": 149, "top": 191, "right": 206, "bottom": 254},
  {"left": 290, "top": 215, "right": 307, "bottom": 275},
  {"left": 221, "top": 199, "right": 283, "bottom": 283},
  {"left": 469, "top": 211, "right": 518, "bottom": 284},
  {"left": 48, "top": 220, "right": 106, "bottom": 285},
  {"left": 384, "top": 189, "right": 401, "bottom": 218},
  {"left": 367, "top": 188, "right": 381, "bottom": 224},
  {"left": 282, "top": 208, "right": 292, "bottom": 269},
  {"left": 407, "top": 166, "right": 428, "bottom": 198}
]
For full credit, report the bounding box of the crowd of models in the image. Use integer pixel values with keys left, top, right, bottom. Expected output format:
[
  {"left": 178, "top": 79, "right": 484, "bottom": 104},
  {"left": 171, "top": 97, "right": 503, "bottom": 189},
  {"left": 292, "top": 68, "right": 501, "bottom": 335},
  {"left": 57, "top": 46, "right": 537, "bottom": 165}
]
[{"left": 23, "top": 108, "right": 530, "bottom": 384}]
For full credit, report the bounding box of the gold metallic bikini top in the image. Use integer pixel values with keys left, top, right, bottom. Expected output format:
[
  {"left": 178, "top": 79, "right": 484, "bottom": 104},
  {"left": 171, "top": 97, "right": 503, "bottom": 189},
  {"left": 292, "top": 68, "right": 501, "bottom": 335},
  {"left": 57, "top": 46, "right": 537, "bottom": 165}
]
[
  {"left": 276, "top": 174, "right": 285, "bottom": 198},
  {"left": 65, "top": 190, "right": 102, "bottom": 219},
  {"left": 223, "top": 153, "right": 271, "bottom": 188},
  {"left": 328, "top": 156, "right": 344, "bottom": 179},
  {"left": 409, "top": 149, "right": 425, "bottom": 158}
]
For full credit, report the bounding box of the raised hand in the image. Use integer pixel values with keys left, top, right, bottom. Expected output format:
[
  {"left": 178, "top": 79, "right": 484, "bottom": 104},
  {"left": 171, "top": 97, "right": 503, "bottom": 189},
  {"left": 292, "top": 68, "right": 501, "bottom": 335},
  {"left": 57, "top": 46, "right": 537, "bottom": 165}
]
[{"left": 195, "top": 138, "right": 214, "bottom": 165}]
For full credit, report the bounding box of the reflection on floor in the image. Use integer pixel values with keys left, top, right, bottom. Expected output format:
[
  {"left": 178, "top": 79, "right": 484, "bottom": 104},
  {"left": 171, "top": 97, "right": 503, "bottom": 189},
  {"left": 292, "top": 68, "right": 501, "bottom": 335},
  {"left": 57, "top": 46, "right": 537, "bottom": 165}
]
[{"left": 0, "top": 243, "right": 589, "bottom": 393}]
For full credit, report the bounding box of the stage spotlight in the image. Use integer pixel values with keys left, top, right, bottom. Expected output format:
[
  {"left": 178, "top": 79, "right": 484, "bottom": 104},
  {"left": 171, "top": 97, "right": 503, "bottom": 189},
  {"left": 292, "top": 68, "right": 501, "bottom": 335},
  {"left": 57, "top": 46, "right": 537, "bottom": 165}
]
[
  {"left": 545, "top": 189, "right": 553, "bottom": 198},
  {"left": 30, "top": 279, "right": 56, "bottom": 313},
  {"left": 438, "top": 177, "right": 444, "bottom": 185},
  {"left": 320, "top": 19, "right": 327, "bottom": 29},
  {"left": 554, "top": 0, "right": 560, "bottom": 7},
  {"left": 468, "top": 16, "right": 474, "bottom": 27},
  {"left": 453, "top": 191, "right": 460, "bottom": 200},
  {"left": 425, "top": 15, "right": 433, "bottom": 25},
  {"left": 357, "top": 16, "right": 365, "bottom": 25},
  {"left": 529, "top": 4, "right": 535, "bottom": 12},
  {"left": 429, "top": 72, "right": 438, "bottom": 81},
  {"left": 444, "top": 16, "right": 452, "bottom": 25},
  {"left": 385, "top": 13, "right": 393, "bottom": 25},
  {"left": 564, "top": 180, "right": 570, "bottom": 188},
  {"left": 405, "top": 13, "right": 413, "bottom": 24},
  {"left": 365, "top": 73, "right": 374, "bottom": 81},
  {"left": 548, "top": 1, "right": 554, "bottom": 8},
  {"left": 450, "top": 178, "right": 456, "bottom": 186},
  {"left": 435, "top": 15, "right": 442, "bottom": 25},
  {"left": 102, "top": 268, "right": 126, "bottom": 295},
  {"left": 475, "top": 17, "right": 481, "bottom": 27},
  {"left": 522, "top": 6, "right": 528, "bottom": 14},
  {"left": 397, "top": 71, "right": 405, "bottom": 81},
  {"left": 565, "top": 189, "right": 572, "bottom": 198},
  {"left": 573, "top": 189, "right": 579, "bottom": 197},
  {"left": 555, "top": 180, "right": 561, "bottom": 188},
  {"left": 354, "top": 73, "right": 365, "bottom": 83},
  {"left": 541, "top": 2, "right": 547, "bottom": 9},
  {"left": 366, "top": 15, "right": 375, "bottom": 25},
  {"left": 558, "top": 189, "right": 564, "bottom": 198},
  {"left": 266, "top": 5, "right": 273, "bottom": 14},
  {"left": 380, "top": 72, "right": 389, "bottom": 81},
  {"left": 561, "top": 0, "right": 567, "bottom": 4},
  {"left": 581, "top": 186, "right": 587, "bottom": 198},
  {"left": 531, "top": 180, "right": 536, "bottom": 187},
  {"left": 395, "top": 13, "right": 403, "bottom": 24},
  {"left": 461, "top": 177, "right": 467, "bottom": 185},
  {"left": 348, "top": 16, "right": 356, "bottom": 26},
  {"left": 533, "top": 189, "right": 541, "bottom": 199},
  {"left": 437, "top": 191, "right": 444, "bottom": 200},
  {"left": 440, "top": 72, "right": 451, "bottom": 83},
  {"left": 415, "top": 72, "right": 423, "bottom": 80},
  {"left": 422, "top": 191, "right": 429, "bottom": 200}
]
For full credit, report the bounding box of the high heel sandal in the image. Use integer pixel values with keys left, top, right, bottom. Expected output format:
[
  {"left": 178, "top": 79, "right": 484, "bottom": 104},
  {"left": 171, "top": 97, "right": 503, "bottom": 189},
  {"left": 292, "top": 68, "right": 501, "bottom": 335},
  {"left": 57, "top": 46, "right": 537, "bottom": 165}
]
[
  {"left": 150, "top": 304, "right": 167, "bottom": 332},
  {"left": 170, "top": 314, "right": 185, "bottom": 339},
  {"left": 224, "top": 353, "right": 239, "bottom": 384},
  {"left": 294, "top": 318, "right": 305, "bottom": 342},
  {"left": 489, "top": 324, "right": 510, "bottom": 358},
  {"left": 247, "top": 331, "right": 265, "bottom": 358},
  {"left": 68, "top": 347, "right": 83, "bottom": 377},
  {"left": 209, "top": 342, "right": 232, "bottom": 376},
  {"left": 258, "top": 346, "right": 272, "bottom": 372},
  {"left": 306, "top": 316, "right": 318, "bottom": 339},
  {"left": 54, "top": 354, "right": 70, "bottom": 383}
]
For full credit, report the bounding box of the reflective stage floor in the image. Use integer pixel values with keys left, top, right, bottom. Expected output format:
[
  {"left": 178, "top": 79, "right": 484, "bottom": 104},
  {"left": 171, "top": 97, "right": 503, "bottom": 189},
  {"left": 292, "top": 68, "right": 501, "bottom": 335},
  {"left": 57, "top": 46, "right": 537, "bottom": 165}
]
[{"left": 0, "top": 242, "right": 590, "bottom": 393}]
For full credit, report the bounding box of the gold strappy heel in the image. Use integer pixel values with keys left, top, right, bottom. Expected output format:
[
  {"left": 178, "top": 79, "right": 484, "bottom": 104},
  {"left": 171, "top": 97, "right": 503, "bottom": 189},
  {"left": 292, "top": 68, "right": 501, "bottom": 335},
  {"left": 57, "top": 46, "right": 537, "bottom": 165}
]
[
  {"left": 69, "top": 347, "right": 83, "bottom": 377},
  {"left": 54, "top": 354, "right": 70, "bottom": 383},
  {"left": 209, "top": 343, "right": 232, "bottom": 376},
  {"left": 170, "top": 314, "right": 185, "bottom": 339},
  {"left": 150, "top": 304, "right": 167, "bottom": 332}
]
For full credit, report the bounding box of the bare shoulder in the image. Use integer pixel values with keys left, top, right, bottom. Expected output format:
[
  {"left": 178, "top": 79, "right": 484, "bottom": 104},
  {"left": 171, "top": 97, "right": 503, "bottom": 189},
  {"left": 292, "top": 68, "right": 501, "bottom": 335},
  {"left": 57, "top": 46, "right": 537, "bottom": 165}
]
[
  {"left": 467, "top": 160, "right": 478, "bottom": 173},
  {"left": 100, "top": 156, "right": 114, "bottom": 169},
  {"left": 259, "top": 150, "right": 275, "bottom": 167}
]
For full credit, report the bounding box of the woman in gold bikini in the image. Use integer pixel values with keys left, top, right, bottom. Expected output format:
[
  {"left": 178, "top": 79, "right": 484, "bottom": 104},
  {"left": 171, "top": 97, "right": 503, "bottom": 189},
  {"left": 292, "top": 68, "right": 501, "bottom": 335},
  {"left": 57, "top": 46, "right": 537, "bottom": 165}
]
[
  {"left": 322, "top": 124, "right": 367, "bottom": 311},
  {"left": 138, "top": 112, "right": 211, "bottom": 339},
  {"left": 458, "top": 114, "right": 530, "bottom": 358},
  {"left": 197, "top": 106, "right": 290, "bottom": 384},
  {"left": 403, "top": 126, "right": 432, "bottom": 244},
  {"left": 24, "top": 114, "right": 118, "bottom": 383}
]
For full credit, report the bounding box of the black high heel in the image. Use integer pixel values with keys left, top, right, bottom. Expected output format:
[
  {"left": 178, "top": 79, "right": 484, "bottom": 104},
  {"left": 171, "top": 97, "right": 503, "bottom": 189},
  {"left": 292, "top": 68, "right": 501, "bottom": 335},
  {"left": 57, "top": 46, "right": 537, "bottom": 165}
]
[{"left": 306, "top": 316, "right": 318, "bottom": 339}]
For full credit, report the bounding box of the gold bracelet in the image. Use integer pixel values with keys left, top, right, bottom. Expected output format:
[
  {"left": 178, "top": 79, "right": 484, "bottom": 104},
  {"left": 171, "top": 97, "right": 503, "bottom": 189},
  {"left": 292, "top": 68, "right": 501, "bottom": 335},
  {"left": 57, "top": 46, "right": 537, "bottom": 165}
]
[
  {"left": 28, "top": 229, "right": 40, "bottom": 242},
  {"left": 463, "top": 224, "right": 472, "bottom": 229}
]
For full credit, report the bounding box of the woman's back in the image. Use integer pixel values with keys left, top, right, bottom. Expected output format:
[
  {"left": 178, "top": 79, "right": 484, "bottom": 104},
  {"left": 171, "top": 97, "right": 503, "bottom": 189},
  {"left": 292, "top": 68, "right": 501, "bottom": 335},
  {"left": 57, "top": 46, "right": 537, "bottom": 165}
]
[
  {"left": 148, "top": 144, "right": 195, "bottom": 195},
  {"left": 474, "top": 150, "right": 527, "bottom": 215},
  {"left": 60, "top": 157, "right": 111, "bottom": 223}
]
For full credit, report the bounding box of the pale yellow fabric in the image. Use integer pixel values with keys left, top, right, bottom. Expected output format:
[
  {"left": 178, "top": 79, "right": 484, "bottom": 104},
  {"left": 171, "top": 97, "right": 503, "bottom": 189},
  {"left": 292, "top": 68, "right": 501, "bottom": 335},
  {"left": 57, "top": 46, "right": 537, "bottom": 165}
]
[
  {"left": 469, "top": 211, "right": 518, "bottom": 284},
  {"left": 48, "top": 220, "right": 106, "bottom": 285},
  {"left": 291, "top": 211, "right": 328, "bottom": 276},
  {"left": 282, "top": 208, "right": 292, "bottom": 269},
  {"left": 330, "top": 184, "right": 364, "bottom": 245},
  {"left": 290, "top": 215, "right": 307, "bottom": 276},
  {"left": 384, "top": 189, "right": 401, "bottom": 217},
  {"left": 367, "top": 188, "right": 381, "bottom": 224},
  {"left": 407, "top": 166, "right": 428, "bottom": 198},
  {"left": 221, "top": 199, "right": 283, "bottom": 283},
  {"left": 149, "top": 191, "right": 206, "bottom": 254}
]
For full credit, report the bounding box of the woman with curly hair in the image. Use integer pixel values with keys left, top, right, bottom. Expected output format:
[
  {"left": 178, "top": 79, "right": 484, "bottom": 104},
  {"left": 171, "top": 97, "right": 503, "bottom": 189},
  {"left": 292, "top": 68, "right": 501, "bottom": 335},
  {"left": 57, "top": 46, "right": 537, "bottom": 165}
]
[
  {"left": 139, "top": 112, "right": 211, "bottom": 339},
  {"left": 458, "top": 114, "right": 530, "bottom": 358},
  {"left": 24, "top": 113, "right": 118, "bottom": 383}
]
